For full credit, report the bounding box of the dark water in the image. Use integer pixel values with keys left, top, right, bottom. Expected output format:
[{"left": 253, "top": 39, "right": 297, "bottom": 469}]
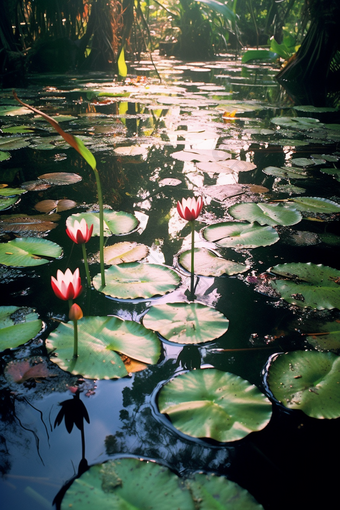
[{"left": 1, "top": 56, "right": 340, "bottom": 510}]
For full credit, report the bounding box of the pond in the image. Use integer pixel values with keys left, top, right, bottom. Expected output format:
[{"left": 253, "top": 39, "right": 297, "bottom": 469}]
[{"left": 1, "top": 54, "right": 340, "bottom": 510}]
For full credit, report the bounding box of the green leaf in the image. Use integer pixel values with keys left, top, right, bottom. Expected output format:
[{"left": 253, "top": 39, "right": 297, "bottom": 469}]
[
  {"left": 228, "top": 202, "right": 302, "bottom": 227},
  {"left": 186, "top": 473, "right": 264, "bottom": 510},
  {"left": 202, "top": 222, "right": 279, "bottom": 249},
  {"left": 0, "top": 137, "right": 30, "bottom": 150},
  {"left": 93, "top": 263, "right": 180, "bottom": 299},
  {"left": 0, "top": 196, "right": 19, "bottom": 211},
  {"left": 2, "top": 125, "right": 34, "bottom": 134},
  {"left": 266, "top": 350, "right": 340, "bottom": 419},
  {"left": 67, "top": 211, "right": 138, "bottom": 237},
  {"left": 178, "top": 247, "right": 248, "bottom": 276},
  {"left": 0, "top": 187, "right": 26, "bottom": 197},
  {"left": 117, "top": 46, "right": 128, "bottom": 79},
  {"left": 242, "top": 50, "right": 278, "bottom": 63},
  {"left": 0, "top": 237, "right": 62, "bottom": 266},
  {"left": 143, "top": 302, "right": 229, "bottom": 344},
  {"left": 104, "top": 242, "right": 149, "bottom": 264},
  {"left": 270, "top": 117, "right": 321, "bottom": 130},
  {"left": 74, "top": 135, "right": 97, "bottom": 170},
  {"left": 286, "top": 197, "right": 340, "bottom": 214},
  {"left": 46, "top": 316, "right": 161, "bottom": 379},
  {"left": 0, "top": 306, "right": 42, "bottom": 351},
  {"left": 61, "top": 458, "right": 196, "bottom": 510},
  {"left": 269, "top": 262, "right": 340, "bottom": 309},
  {"left": 262, "top": 166, "right": 310, "bottom": 180},
  {"left": 193, "top": 0, "right": 236, "bottom": 22},
  {"left": 305, "top": 321, "right": 340, "bottom": 353},
  {"left": 0, "top": 151, "right": 11, "bottom": 162},
  {"left": 158, "top": 369, "right": 272, "bottom": 442}
]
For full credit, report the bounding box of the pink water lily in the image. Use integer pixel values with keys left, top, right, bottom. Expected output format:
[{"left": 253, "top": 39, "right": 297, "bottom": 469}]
[
  {"left": 51, "top": 268, "right": 82, "bottom": 301},
  {"left": 177, "top": 197, "right": 203, "bottom": 222},
  {"left": 66, "top": 218, "right": 93, "bottom": 244}
]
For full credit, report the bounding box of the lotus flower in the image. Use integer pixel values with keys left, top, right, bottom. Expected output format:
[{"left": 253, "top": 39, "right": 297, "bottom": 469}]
[
  {"left": 66, "top": 219, "right": 93, "bottom": 244},
  {"left": 51, "top": 268, "right": 82, "bottom": 301},
  {"left": 177, "top": 197, "right": 203, "bottom": 222}
]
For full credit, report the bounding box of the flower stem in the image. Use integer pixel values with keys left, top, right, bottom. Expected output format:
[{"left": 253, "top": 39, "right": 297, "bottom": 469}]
[
  {"left": 81, "top": 243, "right": 91, "bottom": 288},
  {"left": 190, "top": 220, "right": 195, "bottom": 299},
  {"left": 93, "top": 167, "right": 105, "bottom": 288},
  {"left": 69, "top": 299, "right": 78, "bottom": 358}
]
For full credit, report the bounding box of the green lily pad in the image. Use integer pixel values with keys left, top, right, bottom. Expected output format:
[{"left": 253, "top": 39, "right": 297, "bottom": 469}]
[
  {"left": 0, "top": 306, "right": 42, "bottom": 351},
  {"left": 0, "top": 151, "right": 11, "bottom": 162},
  {"left": 178, "top": 247, "right": 248, "bottom": 276},
  {"left": 0, "top": 187, "right": 26, "bottom": 197},
  {"left": 0, "top": 196, "right": 19, "bottom": 211},
  {"left": 158, "top": 368, "right": 272, "bottom": 442},
  {"left": 320, "top": 168, "right": 340, "bottom": 182},
  {"left": 46, "top": 316, "right": 161, "bottom": 379},
  {"left": 286, "top": 197, "right": 340, "bottom": 214},
  {"left": 305, "top": 321, "right": 340, "bottom": 353},
  {"left": 0, "top": 237, "right": 62, "bottom": 266},
  {"left": 93, "top": 263, "right": 180, "bottom": 299},
  {"left": 268, "top": 262, "right": 340, "bottom": 309},
  {"left": 262, "top": 166, "right": 309, "bottom": 180},
  {"left": 293, "top": 105, "right": 337, "bottom": 113},
  {"left": 2, "top": 125, "right": 35, "bottom": 134},
  {"left": 143, "top": 302, "right": 229, "bottom": 344},
  {"left": 67, "top": 210, "right": 139, "bottom": 237},
  {"left": 291, "top": 157, "right": 325, "bottom": 167},
  {"left": 271, "top": 117, "right": 321, "bottom": 130},
  {"left": 266, "top": 350, "right": 340, "bottom": 419},
  {"left": 61, "top": 458, "right": 196, "bottom": 510},
  {"left": 104, "top": 242, "right": 149, "bottom": 264},
  {"left": 228, "top": 202, "right": 302, "bottom": 226},
  {"left": 186, "top": 473, "right": 264, "bottom": 510},
  {"left": 0, "top": 137, "right": 31, "bottom": 150},
  {"left": 202, "top": 222, "right": 279, "bottom": 249}
]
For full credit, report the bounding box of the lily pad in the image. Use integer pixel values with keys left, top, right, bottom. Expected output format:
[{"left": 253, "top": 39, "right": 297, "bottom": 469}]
[
  {"left": 0, "top": 306, "right": 42, "bottom": 351},
  {"left": 228, "top": 202, "right": 302, "bottom": 226},
  {"left": 268, "top": 262, "right": 340, "bottom": 309},
  {"left": 143, "top": 302, "right": 229, "bottom": 344},
  {"left": 305, "top": 321, "right": 340, "bottom": 352},
  {"left": 104, "top": 242, "right": 149, "bottom": 264},
  {"left": 67, "top": 211, "right": 139, "bottom": 237},
  {"left": 0, "top": 151, "right": 11, "bottom": 162},
  {"left": 0, "top": 187, "right": 26, "bottom": 197},
  {"left": 4, "top": 357, "right": 56, "bottom": 383},
  {"left": 0, "top": 213, "right": 59, "bottom": 234},
  {"left": 34, "top": 199, "right": 76, "bottom": 213},
  {"left": 286, "top": 197, "right": 340, "bottom": 214},
  {"left": 197, "top": 160, "right": 256, "bottom": 173},
  {"left": 0, "top": 196, "right": 20, "bottom": 211},
  {"left": 270, "top": 117, "right": 321, "bottom": 130},
  {"left": 0, "top": 237, "right": 62, "bottom": 266},
  {"left": 158, "top": 368, "right": 272, "bottom": 442},
  {"left": 179, "top": 247, "right": 248, "bottom": 276},
  {"left": 46, "top": 316, "right": 161, "bottom": 379},
  {"left": 38, "top": 172, "right": 82, "bottom": 185},
  {"left": 186, "top": 473, "right": 264, "bottom": 510},
  {"left": 171, "top": 148, "right": 231, "bottom": 163},
  {"left": 262, "top": 166, "right": 309, "bottom": 180},
  {"left": 93, "top": 262, "right": 180, "bottom": 299},
  {"left": 266, "top": 350, "right": 340, "bottom": 419},
  {"left": 61, "top": 458, "right": 196, "bottom": 510},
  {"left": 320, "top": 168, "right": 340, "bottom": 182},
  {"left": 291, "top": 157, "right": 325, "bottom": 167},
  {"left": 0, "top": 137, "right": 31, "bottom": 150},
  {"left": 202, "top": 222, "right": 279, "bottom": 249}
]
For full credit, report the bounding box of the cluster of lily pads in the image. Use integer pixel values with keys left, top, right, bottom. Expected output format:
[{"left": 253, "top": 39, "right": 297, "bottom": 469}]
[{"left": 1, "top": 84, "right": 340, "bottom": 509}]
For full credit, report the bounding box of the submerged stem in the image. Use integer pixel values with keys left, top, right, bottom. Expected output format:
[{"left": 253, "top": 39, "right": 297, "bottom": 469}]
[{"left": 81, "top": 243, "right": 91, "bottom": 288}]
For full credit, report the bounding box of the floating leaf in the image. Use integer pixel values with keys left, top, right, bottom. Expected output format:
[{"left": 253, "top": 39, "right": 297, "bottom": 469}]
[
  {"left": 266, "top": 350, "right": 340, "bottom": 419},
  {"left": 104, "top": 242, "right": 149, "bottom": 264},
  {"left": 0, "top": 237, "right": 62, "bottom": 266},
  {"left": 2, "top": 125, "right": 35, "bottom": 134},
  {"left": 186, "top": 473, "right": 264, "bottom": 510},
  {"left": 291, "top": 157, "right": 325, "bottom": 167},
  {"left": 305, "top": 321, "right": 340, "bottom": 352},
  {"left": 34, "top": 199, "right": 76, "bottom": 213},
  {"left": 38, "top": 172, "right": 82, "bottom": 185},
  {"left": 320, "top": 168, "right": 340, "bottom": 182},
  {"left": 271, "top": 117, "right": 321, "bottom": 130},
  {"left": 262, "top": 166, "right": 310, "bottom": 180},
  {"left": 4, "top": 357, "right": 56, "bottom": 383},
  {"left": 197, "top": 159, "right": 256, "bottom": 173},
  {"left": 179, "top": 247, "right": 248, "bottom": 276},
  {"left": 286, "top": 197, "right": 340, "bottom": 214},
  {"left": 171, "top": 148, "right": 231, "bottom": 163},
  {"left": 268, "top": 262, "right": 340, "bottom": 309},
  {"left": 158, "top": 368, "right": 272, "bottom": 442},
  {"left": 0, "top": 213, "right": 59, "bottom": 233},
  {"left": 114, "top": 145, "right": 150, "bottom": 157},
  {"left": 67, "top": 210, "right": 138, "bottom": 237},
  {"left": 0, "top": 151, "right": 11, "bottom": 162},
  {"left": 61, "top": 458, "right": 196, "bottom": 510},
  {"left": 46, "top": 316, "right": 161, "bottom": 379},
  {"left": 0, "top": 187, "right": 26, "bottom": 197},
  {"left": 202, "top": 221, "right": 279, "bottom": 249},
  {"left": 0, "top": 137, "right": 31, "bottom": 150},
  {"left": 93, "top": 263, "right": 180, "bottom": 299},
  {"left": 0, "top": 306, "right": 42, "bottom": 351},
  {"left": 0, "top": 196, "right": 19, "bottom": 211},
  {"left": 293, "top": 105, "right": 337, "bottom": 113},
  {"left": 229, "top": 202, "right": 301, "bottom": 227},
  {"left": 143, "top": 302, "right": 229, "bottom": 344}
]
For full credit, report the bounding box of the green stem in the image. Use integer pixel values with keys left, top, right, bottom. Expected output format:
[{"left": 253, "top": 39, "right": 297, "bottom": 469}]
[
  {"left": 68, "top": 299, "right": 78, "bottom": 359},
  {"left": 81, "top": 243, "right": 91, "bottom": 288},
  {"left": 190, "top": 220, "right": 195, "bottom": 299},
  {"left": 93, "top": 167, "right": 105, "bottom": 288}
]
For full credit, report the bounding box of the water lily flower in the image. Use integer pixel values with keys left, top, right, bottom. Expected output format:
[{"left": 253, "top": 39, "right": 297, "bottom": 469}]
[
  {"left": 51, "top": 268, "right": 82, "bottom": 301},
  {"left": 177, "top": 196, "right": 203, "bottom": 222},
  {"left": 66, "top": 219, "right": 93, "bottom": 244}
]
